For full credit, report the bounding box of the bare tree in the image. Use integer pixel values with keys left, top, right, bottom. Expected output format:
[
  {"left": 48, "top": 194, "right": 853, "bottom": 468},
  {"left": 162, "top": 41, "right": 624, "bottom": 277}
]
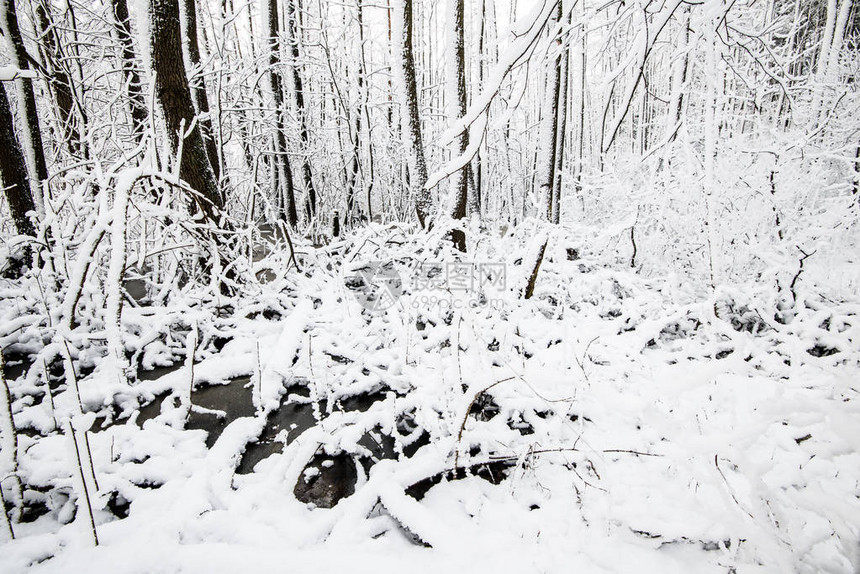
[
  {"left": 449, "top": 0, "right": 469, "bottom": 252},
  {"left": 33, "top": 1, "right": 87, "bottom": 159},
  {"left": 665, "top": 4, "right": 691, "bottom": 146},
  {"left": 150, "top": 0, "right": 223, "bottom": 222},
  {"left": 0, "top": 82, "right": 36, "bottom": 238},
  {"left": 267, "top": 0, "right": 298, "bottom": 227},
  {"left": 1, "top": 0, "right": 49, "bottom": 209},
  {"left": 399, "top": 0, "right": 431, "bottom": 228},
  {"left": 108, "top": 0, "right": 149, "bottom": 143},
  {"left": 286, "top": 0, "right": 317, "bottom": 220},
  {"left": 345, "top": 0, "right": 371, "bottom": 225},
  {"left": 551, "top": 5, "right": 570, "bottom": 224},
  {"left": 599, "top": 0, "right": 684, "bottom": 154},
  {"left": 537, "top": 0, "right": 564, "bottom": 222},
  {"left": 181, "top": 0, "right": 221, "bottom": 179}
]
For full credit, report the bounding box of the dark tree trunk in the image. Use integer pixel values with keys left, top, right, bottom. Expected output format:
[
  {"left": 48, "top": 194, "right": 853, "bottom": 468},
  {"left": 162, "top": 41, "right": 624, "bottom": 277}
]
[
  {"left": 0, "top": 84, "right": 37, "bottom": 238},
  {"left": 1, "top": 0, "right": 49, "bottom": 198},
  {"left": 268, "top": 0, "right": 298, "bottom": 227},
  {"left": 286, "top": 0, "right": 317, "bottom": 220},
  {"left": 150, "top": 0, "right": 223, "bottom": 222},
  {"left": 474, "top": 0, "right": 487, "bottom": 215},
  {"left": 551, "top": 5, "right": 570, "bottom": 224},
  {"left": 450, "top": 0, "right": 468, "bottom": 252},
  {"left": 575, "top": 11, "right": 586, "bottom": 199},
  {"left": 853, "top": 141, "right": 860, "bottom": 198},
  {"left": 539, "top": 0, "right": 563, "bottom": 222},
  {"left": 346, "top": 0, "right": 367, "bottom": 224},
  {"left": 358, "top": 0, "right": 374, "bottom": 221},
  {"left": 109, "top": 0, "right": 149, "bottom": 143},
  {"left": 181, "top": 0, "right": 221, "bottom": 180},
  {"left": 34, "top": 1, "right": 87, "bottom": 159},
  {"left": 666, "top": 5, "right": 690, "bottom": 147},
  {"left": 402, "top": 0, "right": 430, "bottom": 228}
]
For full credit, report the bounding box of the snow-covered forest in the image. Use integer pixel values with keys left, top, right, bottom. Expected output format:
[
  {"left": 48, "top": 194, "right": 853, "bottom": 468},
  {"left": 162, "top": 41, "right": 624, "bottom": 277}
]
[{"left": 0, "top": 0, "right": 859, "bottom": 571}]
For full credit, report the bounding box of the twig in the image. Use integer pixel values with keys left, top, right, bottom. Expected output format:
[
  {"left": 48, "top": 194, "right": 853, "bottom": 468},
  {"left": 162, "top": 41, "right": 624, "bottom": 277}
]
[
  {"left": 489, "top": 446, "right": 662, "bottom": 459},
  {"left": 0, "top": 353, "right": 23, "bottom": 521},
  {"left": 0, "top": 483, "right": 13, "bottom": 540},
  {"left": 455, "top": 377, "right": 514, "bottom": 468},
  {"left": 714, "top": 454, "right": 756, "bottom": 521},
  {"left": 183, "top": 323, "right": 198, "bottom": 423},
  {"left": 574, "top": 336, "right": 599, "bottom": 383},
  {"left": 82, "top": 431, "right": 100, "bottom": 492},
  {"left": 254, "top": 339, "right": 262, "bottom": 413},
  {"left": 603, "top": 448, "right": 661, "bottom": 457},
  {"left": 61, "top": 339, "right": 83, "bottom": 413},
  {"left": 789, "top": 248, "right": 816, "bottom": 305},
  {"left": 42, "top": 359, "right": 58, "bottom": 431},
  {"left": 523, "top": 238, "right": 548, "bottom": 299},
  {"left": 66, "top": 420, "right": 98, "bottom": 546}
]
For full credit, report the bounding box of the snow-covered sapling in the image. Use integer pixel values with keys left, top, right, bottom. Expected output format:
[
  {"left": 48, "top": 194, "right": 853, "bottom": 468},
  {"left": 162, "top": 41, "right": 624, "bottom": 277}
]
[
  {"left": 0, "top": 353, "right": 22, "bottom": 523},
  {"left": 184, "top": 323, "right": 198, "bottom": 421},
  {"left": 64, "top": 420, "right": 99, "bottom": 546}
]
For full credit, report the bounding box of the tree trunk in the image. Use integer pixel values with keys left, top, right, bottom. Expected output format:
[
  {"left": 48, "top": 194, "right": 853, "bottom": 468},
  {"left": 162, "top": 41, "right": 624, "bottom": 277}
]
[
  {"left": 449, "top": 0, "right": 468, "bottom": 252},
  {"left": 0, "top": 83, "right": 37, "bottom": 237},
  {"left": 825, "top": 0, "right": 853, "bottom": 77},
  {"left": 109, "top": 0, "right": 149, "bottom": 143},
  {"left": 400, "top": 0, "right": 431, "bottom": 228},
  {"left": 1, "top": 0, "right": 49, "bottom": 211},
  {"left": 537, "top": 0, "right": 563, "bottom": 221},
  {"left": 359, "top": 1, "right": 374, "bottom": 223},
  {"left": 551, "top": 18, "right": 569, "bottom": 225},
  {"left": 345, "top": 0, "right": 367, "bottom": 224},
  {"left": 150, "top": 0, "right": 223, "bottom": 222},
  {"left": 267, "top": 0, "right": 298, "bottom": 227},
  {"left": 474, "top": 0, "right": 487, "bottom": 215},
  {"left": 666, "top": 5, "right": 690, "bottom": 144},
  {"left": 853, "top": 141, "right": 860, "bottom": 198},
  {"left": 286, "top": 0, "right": 317, "bottom": 220},
  {"left": 34, "top": 1, "right": 86, "bottom": 159},
  {"left": 181, "top": 0, "right": 221, "bottom": 180},
  {"left": 575, "top": 8, "right": 586, "bottom": 201},
  {"left": 817, "top": 0, "right": 838, "bottom": 77}
]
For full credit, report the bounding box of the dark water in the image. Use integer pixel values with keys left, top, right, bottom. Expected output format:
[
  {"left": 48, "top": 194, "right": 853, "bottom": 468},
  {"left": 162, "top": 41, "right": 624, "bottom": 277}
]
[
  {"left": 131, "top": 368, "right": 502, "bottom": 509},
  {"left": 186, "top": 376, "right": 256, "bottom": 447}
]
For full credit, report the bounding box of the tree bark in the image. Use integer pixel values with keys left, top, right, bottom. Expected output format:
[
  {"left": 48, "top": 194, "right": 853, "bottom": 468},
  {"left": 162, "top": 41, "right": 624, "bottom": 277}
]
[
  {"left": 286, "top": 0, "right": 317, "bottom": 220},
  {"left": 666, "top": 5, "right": 690, "bottom": 144},
  {"left": 449, "top": 0, "right": 468, "bottom": 252},
  {"left": 0, "top": 83, "right": 37, "bottom": 237},
  {"left": 267, "top": 0, "right": 298, "bottom": 227},
  {"left": 109, "top": 0, "right": 149, "bottom": 143},
  {"left": 345, "top": 0, "right": 367, "bottom": 223},
  {"left": 150, "top": 0, "right": 223, "bottom": 222},
  {"left": 575, "top": 7, "right": 586, "bottom": 200},
  {"left": 537, "top": 0, "right": 563, "bottom": 221},
  {"left": 1, "top": 0, "right": 49, "bottom": 210},
  {"left": 817, "top": 0, "right": 838, "bottom": 77},
  {"left": 34, "top": 1, "right": 87, "bottom": 159},
  {"left": 825, "top": 0, "right": 853, "bottom": 77},
  {"left": 400, "top": 0, "right": 431, "bottom": 228},
  {"left": 181, "top": 0, "right": 221, "bottom": 180},
  {"left": 551, "top": 16, "right": 569, "bottom": 225}
]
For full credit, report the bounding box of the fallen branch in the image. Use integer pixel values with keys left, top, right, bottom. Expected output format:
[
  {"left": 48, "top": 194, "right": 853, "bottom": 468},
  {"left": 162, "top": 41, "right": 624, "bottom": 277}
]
[
  {"left": 455, "top": 377, "right": 515, "bottom": 467},
  {"left": 523, "top": 237, "right": 548, "bottom": 299}
]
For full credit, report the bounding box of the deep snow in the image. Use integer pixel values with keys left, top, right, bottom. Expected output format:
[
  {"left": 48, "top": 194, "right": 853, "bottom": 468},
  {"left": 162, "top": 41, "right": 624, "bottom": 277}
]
[{"left": 1, "top": 222, "right": 858, "bottom": 573}]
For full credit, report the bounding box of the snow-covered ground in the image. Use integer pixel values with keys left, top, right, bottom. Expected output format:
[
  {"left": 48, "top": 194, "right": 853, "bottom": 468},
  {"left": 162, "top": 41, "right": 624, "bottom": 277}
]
[{"left": 1, "top": 223, "right": 858, "bottom": 573}]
